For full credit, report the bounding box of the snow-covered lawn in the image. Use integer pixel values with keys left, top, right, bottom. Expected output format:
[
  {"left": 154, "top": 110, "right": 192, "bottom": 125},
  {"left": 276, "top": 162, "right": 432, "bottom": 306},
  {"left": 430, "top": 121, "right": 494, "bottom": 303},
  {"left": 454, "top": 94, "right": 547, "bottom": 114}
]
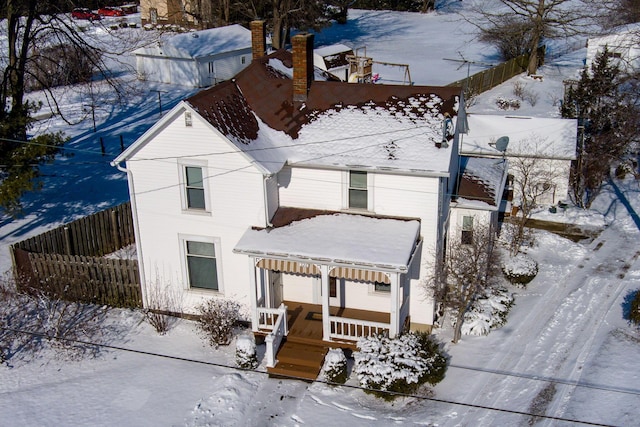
[{"left": 1, "top": 3, "right": 639, "bottom": 427}]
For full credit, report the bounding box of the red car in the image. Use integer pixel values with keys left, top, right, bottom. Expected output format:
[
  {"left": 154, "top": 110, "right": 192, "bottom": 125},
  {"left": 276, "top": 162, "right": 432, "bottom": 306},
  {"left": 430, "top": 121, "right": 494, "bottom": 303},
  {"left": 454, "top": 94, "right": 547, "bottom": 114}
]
[
  {"left": 98, "top": 6, "right": 126, "bottom": 17},
  {"left": 71, "top": 8, "right": 101, "bottom": 21}
]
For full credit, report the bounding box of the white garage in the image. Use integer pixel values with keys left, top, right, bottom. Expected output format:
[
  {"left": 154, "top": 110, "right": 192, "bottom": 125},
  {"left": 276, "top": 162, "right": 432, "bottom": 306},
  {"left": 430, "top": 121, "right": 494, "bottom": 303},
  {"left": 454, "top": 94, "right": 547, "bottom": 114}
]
[{"left": 134, "top": 24, "right": 253, "bottom": 87}]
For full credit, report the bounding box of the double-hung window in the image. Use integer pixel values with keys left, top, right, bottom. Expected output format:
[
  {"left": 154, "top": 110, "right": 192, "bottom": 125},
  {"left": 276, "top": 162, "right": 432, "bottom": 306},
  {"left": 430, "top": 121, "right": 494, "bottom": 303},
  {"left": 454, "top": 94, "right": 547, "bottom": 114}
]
[
  {"left": 181, "top": 164, "right": 208, "bottom": 212},
  {"left": 461, "top": 216, "right": 474, "bottom": 244},
  {"left": 349, "top": 170, "right": 368, "bottom": 209},
  {"left": 184, "top": 239, "right": 220, "bottom": 291}
]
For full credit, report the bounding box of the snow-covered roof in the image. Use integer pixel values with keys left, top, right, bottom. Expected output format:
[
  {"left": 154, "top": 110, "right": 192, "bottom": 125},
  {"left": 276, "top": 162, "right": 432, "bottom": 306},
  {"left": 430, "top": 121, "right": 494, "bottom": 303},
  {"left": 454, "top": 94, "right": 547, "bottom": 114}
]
[
  {"left": 133, "top": 25, "right": 251, "bottom": 59},
  {"left": 187, "top": 50, "right": 461, "bottom": 176},
  {"left": 314, "top": 44, "right": 353, "bottom": 58},
  {"left": 461, "top": 114, "right": 577, "bottom": 160},
  {"left": 456, "top": 156, "right": 508, "bottom": 209},
  {"left": 233, "top": 213, "right": 420, "bottom": 271}
]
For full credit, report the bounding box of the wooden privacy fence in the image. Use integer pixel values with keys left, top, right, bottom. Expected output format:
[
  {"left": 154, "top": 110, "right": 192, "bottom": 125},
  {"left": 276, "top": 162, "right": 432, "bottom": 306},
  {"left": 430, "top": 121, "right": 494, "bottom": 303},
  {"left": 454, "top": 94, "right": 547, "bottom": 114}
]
[
  {"left": 10, "top": 202, "right": 142, "bottom": 308},
  {"left": 12, "top": 202, "right": 135, "bottom": 257},
  {"left": 448, "top": 47, "right": 545, "bottom": 96}
]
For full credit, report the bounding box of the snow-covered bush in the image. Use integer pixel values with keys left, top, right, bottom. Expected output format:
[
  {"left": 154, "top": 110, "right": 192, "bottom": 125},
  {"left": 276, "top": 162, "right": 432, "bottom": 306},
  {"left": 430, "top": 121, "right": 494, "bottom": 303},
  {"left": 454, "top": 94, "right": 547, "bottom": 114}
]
[
  {"left": 495, "top": 97, "right": 521, "bottom": 110},
  {"left": 235, "top": 334, "right": 258, "bottom": 369},
  {"left": 196, "top": 298, "right": 241, "bottom": 348},
  {"left": 354, "top": 332, "right": 446, "bottom": 400},
  {"left": 321, "top": 348, "right": 348, "bottom": 385},
  {"left": 460, "top": 286, "right": 514, "bottom": 336},
  {"left": 502, "top": 253, "right": 538, "bottom": 287}
]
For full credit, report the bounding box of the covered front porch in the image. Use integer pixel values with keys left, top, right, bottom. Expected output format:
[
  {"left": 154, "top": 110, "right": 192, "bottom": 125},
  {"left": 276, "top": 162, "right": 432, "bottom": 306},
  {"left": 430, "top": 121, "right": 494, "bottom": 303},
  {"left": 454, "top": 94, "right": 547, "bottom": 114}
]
[{"left": 233, "top": 212, "right": 423, "bottom": 368}]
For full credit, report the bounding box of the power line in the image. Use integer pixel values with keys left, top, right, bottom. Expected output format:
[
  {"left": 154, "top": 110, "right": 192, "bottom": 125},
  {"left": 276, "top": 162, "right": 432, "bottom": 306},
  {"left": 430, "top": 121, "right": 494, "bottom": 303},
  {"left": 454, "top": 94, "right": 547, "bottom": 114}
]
[{"left": 0, "top": 325, "right": 621, "bottom": 427}]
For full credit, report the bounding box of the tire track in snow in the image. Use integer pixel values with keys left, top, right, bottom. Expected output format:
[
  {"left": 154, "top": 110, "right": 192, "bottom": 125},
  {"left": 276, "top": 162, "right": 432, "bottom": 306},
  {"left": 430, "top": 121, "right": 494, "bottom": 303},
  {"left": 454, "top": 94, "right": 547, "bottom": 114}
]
[
  {"left": 542, "top": 245, "right": 640, "bottom": 426},
  {"left": 447, "top": 227, "right": 638, "bottom": 426}
]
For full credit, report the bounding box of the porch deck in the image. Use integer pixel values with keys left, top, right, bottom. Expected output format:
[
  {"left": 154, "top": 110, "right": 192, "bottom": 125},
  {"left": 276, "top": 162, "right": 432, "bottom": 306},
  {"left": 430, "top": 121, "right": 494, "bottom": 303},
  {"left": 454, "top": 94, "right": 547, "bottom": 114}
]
[
  {"left": 284, "top": 301, "right": 390, "bottom": 346},
  {"left": 264, "top": 301, "right": 390, "bottom": 380}
]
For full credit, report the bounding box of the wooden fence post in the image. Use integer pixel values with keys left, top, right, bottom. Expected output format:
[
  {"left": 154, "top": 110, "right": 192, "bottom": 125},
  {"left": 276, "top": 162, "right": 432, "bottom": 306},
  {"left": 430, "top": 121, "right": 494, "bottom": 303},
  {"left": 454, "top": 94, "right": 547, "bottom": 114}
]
[
  {"left": 111, "top": 209, "right": 120, "bottom": 249},
  {"left": 100, "top": 137, "right": 105, "bottom": 156},
  {"left": 63, "top": 226, "right": 72, "bottom": 255}
]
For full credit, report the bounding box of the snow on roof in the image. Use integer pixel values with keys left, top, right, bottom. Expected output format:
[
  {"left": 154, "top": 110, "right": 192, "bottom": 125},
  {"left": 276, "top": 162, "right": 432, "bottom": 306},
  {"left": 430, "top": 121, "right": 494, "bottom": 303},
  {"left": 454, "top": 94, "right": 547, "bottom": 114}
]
[
  {"left": 456, "top": 156, "right": 508, "bottom": 209},
  {"left": 233, "top": 214, "right": 420, "bottom": 270},
  {"left": 133, "top": 25, "right": 251, "bottom": 59},
  {"left": 285, "top": 99, "right": 453, "bottom": 173},
  {"left": 314, "top": 44, "right": 353, "bottom": 57},
  {"left": 461, "top": 114, "right": 577, "bottom": 159}
]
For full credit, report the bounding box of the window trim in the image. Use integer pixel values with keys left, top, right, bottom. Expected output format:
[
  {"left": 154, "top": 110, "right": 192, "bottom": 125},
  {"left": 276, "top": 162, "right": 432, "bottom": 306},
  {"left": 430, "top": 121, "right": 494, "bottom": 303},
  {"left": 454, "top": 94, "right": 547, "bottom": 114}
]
[
  {"left": 179, "top": 234, "right": 223, "bottom": 293},
  {"left": 178, "top": 160, "right": 211, "bottom": 214}
]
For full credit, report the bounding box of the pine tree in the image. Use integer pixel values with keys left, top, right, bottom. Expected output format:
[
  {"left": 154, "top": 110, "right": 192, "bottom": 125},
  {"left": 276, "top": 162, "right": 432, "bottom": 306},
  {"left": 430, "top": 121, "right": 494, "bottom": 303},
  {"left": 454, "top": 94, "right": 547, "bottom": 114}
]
[{"left": 562, "top": 47, "right": 639, "bottom": 208}]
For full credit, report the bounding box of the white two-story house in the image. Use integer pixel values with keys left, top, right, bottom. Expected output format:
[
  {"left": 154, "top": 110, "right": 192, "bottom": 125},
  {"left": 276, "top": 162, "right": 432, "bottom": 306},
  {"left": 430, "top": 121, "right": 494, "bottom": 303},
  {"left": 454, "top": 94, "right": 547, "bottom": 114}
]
[{"left": 112, "top": 22, "right": 507, "bottom": 376}]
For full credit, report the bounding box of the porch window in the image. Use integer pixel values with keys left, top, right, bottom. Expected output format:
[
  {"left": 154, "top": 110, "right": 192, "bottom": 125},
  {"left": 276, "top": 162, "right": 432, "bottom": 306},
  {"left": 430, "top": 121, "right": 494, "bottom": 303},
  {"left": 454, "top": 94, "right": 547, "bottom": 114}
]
[
  {"left": 185, "top": 240, "right": 219, "bottom": 290},
  {"left": 183, "top": 165, "right": 207, "bottom": 211},
  {"left": 349, "top": 170, "right": 367, "bottom": 209},
  {"left": 461, "top": 216, "right": 474, "bottom": 244},
  {"left": 374, "top": 281, "right": 390, "bottom": 293}
]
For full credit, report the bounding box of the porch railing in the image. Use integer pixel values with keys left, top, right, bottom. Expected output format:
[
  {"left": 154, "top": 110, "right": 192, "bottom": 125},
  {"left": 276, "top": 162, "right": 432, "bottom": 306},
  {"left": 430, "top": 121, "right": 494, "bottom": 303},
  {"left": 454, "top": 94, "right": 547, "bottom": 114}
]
[
  {"left": 264, "top": 303, "right": 288, "bottom": 368},
  {"left": 257, "top": 305, "right": 285, "bottom": 331},
  {"left": 329, "top": 316, "right": 389, "bottom": 341}
]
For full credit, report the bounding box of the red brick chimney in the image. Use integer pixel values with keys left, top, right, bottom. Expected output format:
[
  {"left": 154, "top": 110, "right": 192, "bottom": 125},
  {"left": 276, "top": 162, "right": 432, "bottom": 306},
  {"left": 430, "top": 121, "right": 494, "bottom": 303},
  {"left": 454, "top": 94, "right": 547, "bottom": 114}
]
[
  {"left": 250, "top": 20, "right": 266, "bottom": 60},
  {"left": 292, "top": 33, "right": 314, "bottom": 104}
]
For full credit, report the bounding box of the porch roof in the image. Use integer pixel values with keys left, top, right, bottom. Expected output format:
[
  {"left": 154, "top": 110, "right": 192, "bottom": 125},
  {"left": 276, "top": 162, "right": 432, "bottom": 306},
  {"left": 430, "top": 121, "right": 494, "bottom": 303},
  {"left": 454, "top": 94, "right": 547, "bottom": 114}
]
[{"left": 233, "top": 213, "right": 420, "bottom": 272}]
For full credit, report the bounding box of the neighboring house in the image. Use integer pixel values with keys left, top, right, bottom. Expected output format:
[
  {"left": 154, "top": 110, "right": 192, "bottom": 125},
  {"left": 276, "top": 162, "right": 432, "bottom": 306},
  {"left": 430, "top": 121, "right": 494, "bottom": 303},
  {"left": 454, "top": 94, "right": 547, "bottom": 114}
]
[
  {"left": 112, "top": 22, "right": 507, "bottom": 372},
  {"left": 449, "top": 156, "right": 508, "bottom": 244},
  {"left": 586, "top": 24, "right": 640, "bottom": 73},
  {"left": 141, "top": 0, "right": 196, "bottom": 26},
  {"left": 133, "top": 25, "right": 252, "bottom": 87},
  {"left": 460, "top": 114, "right": 577, "bottom": 206},
  {"left": 313, "top": 44, "right": 354, "bottom": 82}
]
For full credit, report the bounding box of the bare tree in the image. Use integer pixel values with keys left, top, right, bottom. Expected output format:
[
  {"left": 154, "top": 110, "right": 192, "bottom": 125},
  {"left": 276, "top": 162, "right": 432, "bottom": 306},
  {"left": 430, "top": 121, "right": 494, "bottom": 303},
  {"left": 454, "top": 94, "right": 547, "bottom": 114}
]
[
  {"left": 508, "top": 138, "right": 566, "bottom": 255},
  {"left": 427, "top": 223, "right": 501, "bottom": 344},
  {"left": 0, "top": 0, "right": 145, "bottom": 215},
  {"left": 469, "top": 0, "right": 596, "bottom": 75}
]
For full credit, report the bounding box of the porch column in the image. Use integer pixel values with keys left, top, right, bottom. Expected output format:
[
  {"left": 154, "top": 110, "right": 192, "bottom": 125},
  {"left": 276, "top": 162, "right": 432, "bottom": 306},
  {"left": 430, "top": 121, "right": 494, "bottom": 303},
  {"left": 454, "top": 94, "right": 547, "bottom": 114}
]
[
  {"left": 321, "top": 264, "right": 331, "bottom": 341},
  {"left": 248, "top": 257, "right": 259, "bottom": 332},
  {"left": 389, "top": 272, "right": 400, "bottom": 338}
]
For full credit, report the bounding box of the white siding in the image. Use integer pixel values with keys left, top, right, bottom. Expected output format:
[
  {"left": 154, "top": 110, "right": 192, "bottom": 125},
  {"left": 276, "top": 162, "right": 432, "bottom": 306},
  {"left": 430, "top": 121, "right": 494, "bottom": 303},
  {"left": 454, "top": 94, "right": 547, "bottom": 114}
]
[
  {"left": 127, "top": 107, "right": 267, "bottom": 313},
  {"left": 265, "top": 175, "right": 279, "bottom": 223},
  {"left": 278, "top": 166, "right": 343, "bottom": 210}
]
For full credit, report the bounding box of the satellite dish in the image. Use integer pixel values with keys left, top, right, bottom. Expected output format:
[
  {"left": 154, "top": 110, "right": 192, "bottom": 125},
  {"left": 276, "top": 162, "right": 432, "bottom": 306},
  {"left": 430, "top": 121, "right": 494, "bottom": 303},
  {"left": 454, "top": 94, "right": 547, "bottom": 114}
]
[{"left": 494, "top": 136, "right": 509, "bottom": 152}]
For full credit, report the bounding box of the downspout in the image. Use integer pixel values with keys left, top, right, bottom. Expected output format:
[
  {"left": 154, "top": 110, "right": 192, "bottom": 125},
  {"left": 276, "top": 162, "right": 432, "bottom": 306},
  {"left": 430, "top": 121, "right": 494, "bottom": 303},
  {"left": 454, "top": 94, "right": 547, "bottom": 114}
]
[
  {"left": 111, "top": 160, "right": 148, "bottom": 307},
  {"left": 263, "top": 174, "right": 274, "bottom": 228}
]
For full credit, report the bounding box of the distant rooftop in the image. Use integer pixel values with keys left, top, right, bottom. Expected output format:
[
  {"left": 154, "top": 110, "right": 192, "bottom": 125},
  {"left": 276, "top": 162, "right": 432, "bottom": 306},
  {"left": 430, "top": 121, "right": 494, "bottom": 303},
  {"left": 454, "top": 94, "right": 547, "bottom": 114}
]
[
  {"left": 133, "top": 24, "right": 251, "bottom": 59},
  {"left": 461, "top": 114, "right": 577, "bottom": 159}
]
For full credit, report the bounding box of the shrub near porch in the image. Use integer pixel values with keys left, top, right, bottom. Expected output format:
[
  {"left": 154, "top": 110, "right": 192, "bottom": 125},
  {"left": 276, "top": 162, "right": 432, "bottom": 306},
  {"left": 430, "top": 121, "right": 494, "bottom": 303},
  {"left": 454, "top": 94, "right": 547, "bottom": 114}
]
[{"left": 354, "top": 332, "right": 447, "bottom": 400}]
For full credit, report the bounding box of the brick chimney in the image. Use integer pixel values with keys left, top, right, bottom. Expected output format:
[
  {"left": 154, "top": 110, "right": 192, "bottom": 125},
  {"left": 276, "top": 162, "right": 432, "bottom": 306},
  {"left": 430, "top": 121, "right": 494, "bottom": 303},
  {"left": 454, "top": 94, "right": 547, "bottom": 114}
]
[
  {"left": 250, "top": 20, "right": 266, "bottom": 60},
  {"left": 292, "top": 33, "right": 314, "bottom": 104}
]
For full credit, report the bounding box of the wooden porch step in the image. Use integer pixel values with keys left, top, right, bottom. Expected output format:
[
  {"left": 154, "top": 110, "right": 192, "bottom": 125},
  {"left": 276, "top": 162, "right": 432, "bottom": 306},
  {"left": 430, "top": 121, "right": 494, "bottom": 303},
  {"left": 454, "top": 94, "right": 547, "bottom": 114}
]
[
  {"left": 267, "top": 362, "right": 320, "bottom": 381},
  {"left": 277, "top": 340, "right": 328, "bottom": 368}
]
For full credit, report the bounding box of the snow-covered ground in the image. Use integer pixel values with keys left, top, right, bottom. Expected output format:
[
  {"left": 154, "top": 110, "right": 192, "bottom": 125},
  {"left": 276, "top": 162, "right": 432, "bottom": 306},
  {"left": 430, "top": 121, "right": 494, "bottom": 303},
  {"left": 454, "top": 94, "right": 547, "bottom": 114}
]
[{"left": 1, "top": 3, "right": 639, "bottom": 427}]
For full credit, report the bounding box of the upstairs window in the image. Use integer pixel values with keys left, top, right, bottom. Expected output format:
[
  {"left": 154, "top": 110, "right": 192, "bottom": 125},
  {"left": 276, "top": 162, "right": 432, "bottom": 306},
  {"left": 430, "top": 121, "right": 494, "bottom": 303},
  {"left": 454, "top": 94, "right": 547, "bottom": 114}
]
[
  {"left": 184, "top": 165, "right": 206, "bottom": 210},
  {"left": 349, "top": 170, "right": 367, "bottom": 209}
]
